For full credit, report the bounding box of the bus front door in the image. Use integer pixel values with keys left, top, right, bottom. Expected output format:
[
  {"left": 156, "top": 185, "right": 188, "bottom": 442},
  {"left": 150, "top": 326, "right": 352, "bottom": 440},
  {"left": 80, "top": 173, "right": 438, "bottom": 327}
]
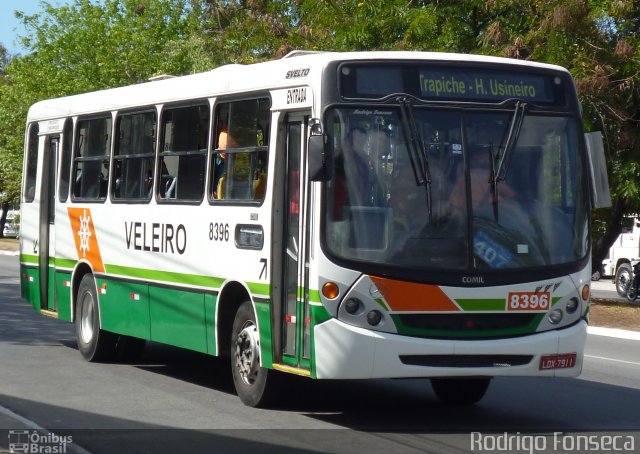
[
  {"left": 280, "top": 114, "right": 312, "bottom": 372},
  {"left": 38, "top": 135, "right": 58, "bottom": 313}
]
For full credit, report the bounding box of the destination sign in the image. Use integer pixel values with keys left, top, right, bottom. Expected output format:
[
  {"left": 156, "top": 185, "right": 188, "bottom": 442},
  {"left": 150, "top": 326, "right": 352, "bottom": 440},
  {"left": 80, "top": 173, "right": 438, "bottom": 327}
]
[
  {"left": 419, "top": 68, "right": 559, "bottom": 103},
  {"left": 340, "top": 63, "right": 565, "bottom": 105}
]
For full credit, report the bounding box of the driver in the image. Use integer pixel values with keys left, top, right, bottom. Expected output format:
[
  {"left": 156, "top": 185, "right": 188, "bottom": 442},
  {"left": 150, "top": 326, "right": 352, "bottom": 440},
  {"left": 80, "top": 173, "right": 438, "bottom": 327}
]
[{"left": 449, "top": 145, "right": 515, "bottom": 212}]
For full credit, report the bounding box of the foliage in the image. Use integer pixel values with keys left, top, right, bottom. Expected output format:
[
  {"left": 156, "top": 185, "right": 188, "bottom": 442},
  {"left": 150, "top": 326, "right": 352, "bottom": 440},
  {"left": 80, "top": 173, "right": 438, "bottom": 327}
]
[
  {"left": 0, "top": 0, "right": 638, "bottom": 265},
  {"left": 0, "top": 0, "right": 204, "bottom": 204}
]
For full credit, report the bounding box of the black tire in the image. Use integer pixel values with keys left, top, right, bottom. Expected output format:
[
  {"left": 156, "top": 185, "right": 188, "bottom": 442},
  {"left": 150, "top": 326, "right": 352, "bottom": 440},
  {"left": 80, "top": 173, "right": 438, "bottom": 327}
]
[
  {"left": 615, "top": 263, "right": 632, "bottom": 298},
  {"left": 591, "top": 269, "right": 601, "bottom": 281},
  {"left": 430, "top": 377, "right": 491, "bottom": 405},
  {"left": 75, "top": 274, "right": 117, "bottom": 362},
  {"left": 231, "top": 301, "right": 277, "bottom": 407}
]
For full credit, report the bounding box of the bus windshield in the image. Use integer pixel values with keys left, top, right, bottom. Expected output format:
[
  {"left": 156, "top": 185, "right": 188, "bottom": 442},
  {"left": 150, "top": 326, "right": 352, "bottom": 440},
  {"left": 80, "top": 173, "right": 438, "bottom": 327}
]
[{"left": 323, "top": 106, "right": 589, "bottom": 272}]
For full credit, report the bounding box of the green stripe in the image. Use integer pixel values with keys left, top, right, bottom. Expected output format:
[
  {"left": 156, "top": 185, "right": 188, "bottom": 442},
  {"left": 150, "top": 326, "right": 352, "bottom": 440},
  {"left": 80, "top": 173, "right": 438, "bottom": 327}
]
[
  {"left": 55, "top": 258, "right": 77, "bottom": 269},
  {"left": 20, "top": 254, "right": 38, "bottom": 264},
  {"left": 457, "top": 297, "right": 563, "bottom": 311},
  {"left": 456, "top": 299, "right": 505, "bottom": 311},
  {"left": 374, "top": 297, "right": 390, "bottom": 311},
  {"left": 247, "top": 282, "right": 270, "bottom": 296},
  {"left": 309, "top": 289, "right": 321, "bottom": 303},
  {"left": 23, "top": 256, "right": 273, "bottom": 297},
  {"left": 105, "top": 263, "right": 225, "bottom": 288}
]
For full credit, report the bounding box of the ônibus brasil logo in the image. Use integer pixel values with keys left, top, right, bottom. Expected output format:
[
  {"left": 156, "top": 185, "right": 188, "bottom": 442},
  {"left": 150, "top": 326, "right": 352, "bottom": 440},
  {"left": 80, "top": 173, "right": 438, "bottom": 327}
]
[{"left": 8, "top": 430, "right": 72, "bottom": 453}]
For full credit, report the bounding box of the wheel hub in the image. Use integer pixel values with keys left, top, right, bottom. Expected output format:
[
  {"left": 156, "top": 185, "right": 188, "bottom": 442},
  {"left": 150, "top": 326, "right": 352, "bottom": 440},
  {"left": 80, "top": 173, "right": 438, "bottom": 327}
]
[
  {"left": 234, "top": 321, "right": 260, "bottom": 386},
  {"left": 80, "top": 293, "right": 94, "bottom": 344}
]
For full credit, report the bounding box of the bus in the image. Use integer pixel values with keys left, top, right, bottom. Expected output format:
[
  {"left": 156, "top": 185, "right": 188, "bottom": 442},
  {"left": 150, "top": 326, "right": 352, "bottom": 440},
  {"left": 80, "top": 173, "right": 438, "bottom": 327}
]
[{"left": 20, "top": 51, "right": 603, "bottom": 407}]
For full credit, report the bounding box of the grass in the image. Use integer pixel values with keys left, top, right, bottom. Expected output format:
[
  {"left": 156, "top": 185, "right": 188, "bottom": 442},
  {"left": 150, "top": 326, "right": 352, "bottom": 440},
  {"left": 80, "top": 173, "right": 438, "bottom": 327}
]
[{"left": 589, "top": 299, "right": 640, "bottom": 332}]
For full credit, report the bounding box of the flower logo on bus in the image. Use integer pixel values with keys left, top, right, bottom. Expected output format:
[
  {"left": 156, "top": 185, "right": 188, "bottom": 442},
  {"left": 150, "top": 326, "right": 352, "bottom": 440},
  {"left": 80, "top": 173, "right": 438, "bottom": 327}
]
[
  {"left": 78, "top": 210, "right": 92, "bottom": 257},
  {"left": 67, "top": 207, "right": 105, "bottom": 273}
]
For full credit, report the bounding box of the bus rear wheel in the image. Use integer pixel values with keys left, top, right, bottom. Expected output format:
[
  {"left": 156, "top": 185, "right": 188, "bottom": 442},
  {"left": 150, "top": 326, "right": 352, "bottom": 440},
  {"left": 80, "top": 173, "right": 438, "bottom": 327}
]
[
  {"left": 75, "top": 274, "right": 117, "bottom": 362},
  {"left": 430, "top": 377, "right": 491, "bottom": 405},
  {"left": 231, "top": 301, "right": 277, "bottom": 407}
]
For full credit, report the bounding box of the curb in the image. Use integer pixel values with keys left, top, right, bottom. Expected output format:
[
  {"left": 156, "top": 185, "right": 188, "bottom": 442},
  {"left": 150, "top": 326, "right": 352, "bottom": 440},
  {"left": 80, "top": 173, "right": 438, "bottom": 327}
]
[
  {"left": 587, "top": 325, "right": 640, "bottom": 341},
  {"left": 0, "top": 250, "right": 19, "bottom": 256}
]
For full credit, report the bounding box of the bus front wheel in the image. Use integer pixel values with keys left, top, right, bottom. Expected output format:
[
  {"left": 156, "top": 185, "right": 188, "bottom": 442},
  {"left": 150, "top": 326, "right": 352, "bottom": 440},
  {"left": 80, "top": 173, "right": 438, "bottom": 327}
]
[
  {"left": 231, "top": 301, "right": 277, "bottom": 407},
  {"left": 75, "top": 274, "right": 117, "bottom": 362},
  {"left": 430, "top": 377, "right": 491, "bottom": 405}
]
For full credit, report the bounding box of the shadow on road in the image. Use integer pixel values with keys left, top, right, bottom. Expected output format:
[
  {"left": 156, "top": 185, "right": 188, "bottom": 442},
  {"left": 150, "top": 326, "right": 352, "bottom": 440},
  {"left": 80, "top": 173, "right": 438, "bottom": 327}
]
[{"left": 3, "top": 276, "right": 640, "bottom": 445}]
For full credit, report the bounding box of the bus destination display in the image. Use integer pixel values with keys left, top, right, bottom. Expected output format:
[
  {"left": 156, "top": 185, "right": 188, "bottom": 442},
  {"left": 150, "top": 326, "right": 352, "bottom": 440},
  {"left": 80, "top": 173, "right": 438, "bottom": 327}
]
[
  {"left": 419, "top": 68, "right": 558, "bottom": 103},
  {"left": 342, "top": 64, "right": 563, "bottom": 104}
]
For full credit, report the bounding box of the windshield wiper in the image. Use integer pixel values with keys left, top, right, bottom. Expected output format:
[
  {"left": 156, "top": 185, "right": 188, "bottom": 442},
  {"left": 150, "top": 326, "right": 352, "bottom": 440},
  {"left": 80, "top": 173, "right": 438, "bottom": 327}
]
[
  {"left": 397, "top": 97, "right": 432, "bottom": 223},
  {"left": 490, "top": 100, "right": 527, "bottom": 222}
]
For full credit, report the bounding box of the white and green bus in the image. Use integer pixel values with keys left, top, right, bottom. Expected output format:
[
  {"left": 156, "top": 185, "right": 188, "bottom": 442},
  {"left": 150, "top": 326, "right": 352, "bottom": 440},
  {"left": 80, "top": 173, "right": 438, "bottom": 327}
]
[{"left": 20, "top": 51, "right": 603, "bottom": 406}]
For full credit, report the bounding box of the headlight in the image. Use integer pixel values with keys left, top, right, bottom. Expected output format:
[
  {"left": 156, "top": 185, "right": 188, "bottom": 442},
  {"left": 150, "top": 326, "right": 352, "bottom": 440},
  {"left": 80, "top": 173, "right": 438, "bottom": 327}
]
[
  {"left": 548, "top": 308, "right": 563, "bottom": 324},
  {"left": 366, "top": 310, "right": 382, "bottom": 326},
  {"left": 566, "top": 297, "right": 579, "bottom": 314},
  {"left": 344, "top": 298, "right": 361, "bottom": 314}
]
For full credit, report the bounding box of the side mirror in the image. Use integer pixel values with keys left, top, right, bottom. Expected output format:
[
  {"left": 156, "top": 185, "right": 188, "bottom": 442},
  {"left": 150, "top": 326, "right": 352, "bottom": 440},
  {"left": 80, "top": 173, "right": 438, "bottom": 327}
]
[
  {"left": 585, "top": 131, "right": 611, "bottom": 209},
  {"left": 308, "top": 119, "right": 331, "bottom": 181}
]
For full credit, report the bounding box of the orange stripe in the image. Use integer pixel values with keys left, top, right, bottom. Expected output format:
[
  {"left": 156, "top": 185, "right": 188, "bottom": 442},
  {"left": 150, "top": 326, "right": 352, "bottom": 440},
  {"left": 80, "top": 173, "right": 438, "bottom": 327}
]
[
  {"left": 67, "top": 207, "right": 105, "bottom": 273},
  {"left": 370, "top": 276, "right": 459, "bottom": 312}
]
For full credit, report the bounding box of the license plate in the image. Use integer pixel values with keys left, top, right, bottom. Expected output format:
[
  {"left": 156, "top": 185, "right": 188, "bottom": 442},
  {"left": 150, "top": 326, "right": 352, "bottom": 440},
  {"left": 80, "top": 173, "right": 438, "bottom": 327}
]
[{"left": 539, "top": 353, "right": 577, "bottom": 370}]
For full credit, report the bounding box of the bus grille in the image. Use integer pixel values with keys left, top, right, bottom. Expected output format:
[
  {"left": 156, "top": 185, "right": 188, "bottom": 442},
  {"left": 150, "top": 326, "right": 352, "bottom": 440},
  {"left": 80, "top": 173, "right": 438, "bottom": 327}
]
[
  {"left": 394, "top": 313, "right": 541, "bottom": 339},
  {"left": 399, "top": 354, "right": 533, "bottom": 368}
]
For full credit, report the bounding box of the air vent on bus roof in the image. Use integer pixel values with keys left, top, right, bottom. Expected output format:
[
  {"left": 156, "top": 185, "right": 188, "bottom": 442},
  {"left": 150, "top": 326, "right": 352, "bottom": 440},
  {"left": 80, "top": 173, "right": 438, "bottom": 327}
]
[
  {"left": 148, "top": 74, "right": 176, "bottom": 81},
  {"left": 282, "top": 50, "right": 326, "bottom": 59}
]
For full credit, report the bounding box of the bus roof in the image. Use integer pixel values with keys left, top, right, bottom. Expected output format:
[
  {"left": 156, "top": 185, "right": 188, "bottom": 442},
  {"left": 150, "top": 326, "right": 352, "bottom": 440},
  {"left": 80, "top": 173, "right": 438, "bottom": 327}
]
[{"left": 27, "top": 51, "right": 570, "bottom": 122}]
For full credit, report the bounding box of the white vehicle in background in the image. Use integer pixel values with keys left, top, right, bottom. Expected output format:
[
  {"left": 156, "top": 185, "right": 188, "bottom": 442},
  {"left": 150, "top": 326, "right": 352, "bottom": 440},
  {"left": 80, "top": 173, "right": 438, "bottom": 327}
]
[
  {"left": 2, "top": 209, "right": 19, "bottom": 238},
  {"left": 600, "top": 217, "right": 640, "bottom": 296}
]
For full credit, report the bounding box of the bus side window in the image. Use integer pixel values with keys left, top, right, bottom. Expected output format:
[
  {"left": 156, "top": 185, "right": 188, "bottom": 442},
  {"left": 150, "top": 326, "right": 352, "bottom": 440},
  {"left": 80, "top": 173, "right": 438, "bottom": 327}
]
[
  {"left": 112, "top": 111, "right": 156, "bottom": 202},
  {"left": 72, "top": 116, "right": 112, "bottom": 201},
  {"left": 210, "top": 98, "right": 270, "bottom": 203},
  {"left": 158, "top": 103, "right": 209, "bottom": 202},
  {"left": 23, "top": 123, "right": 39, "bottom": 203}
]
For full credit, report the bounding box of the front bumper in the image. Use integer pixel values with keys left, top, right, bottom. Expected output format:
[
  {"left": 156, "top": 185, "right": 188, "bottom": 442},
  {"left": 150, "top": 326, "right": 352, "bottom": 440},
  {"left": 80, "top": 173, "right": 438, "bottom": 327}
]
[{"left": 314, "top": 318, "right": 587, "bottom": 379}]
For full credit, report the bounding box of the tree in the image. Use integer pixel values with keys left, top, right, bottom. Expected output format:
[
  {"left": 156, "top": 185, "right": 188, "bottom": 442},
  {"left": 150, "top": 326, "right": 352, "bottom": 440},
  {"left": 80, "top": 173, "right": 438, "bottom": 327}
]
[
  {"left": 298, "top": 0, "right": 640, "bottom": 271},
  {"left": 0, "top": 43, "right": 8, "bottom": 76},
  {"left": 0, "top": 0, "right": 208, "bottom": 212},
  {"left": 0, "top": 0, "right": 637, "bottom": 265}
]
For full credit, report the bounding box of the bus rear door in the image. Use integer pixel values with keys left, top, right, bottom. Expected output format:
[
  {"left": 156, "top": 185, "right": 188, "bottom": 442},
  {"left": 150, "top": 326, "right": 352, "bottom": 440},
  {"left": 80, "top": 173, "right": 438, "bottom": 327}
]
[{"left": 38, "top": 135, "right": 58, "bottom": 313}]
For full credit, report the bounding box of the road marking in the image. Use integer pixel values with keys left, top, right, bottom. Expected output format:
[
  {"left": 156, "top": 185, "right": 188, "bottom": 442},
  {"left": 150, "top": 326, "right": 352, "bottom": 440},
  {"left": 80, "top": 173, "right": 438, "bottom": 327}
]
[
  {"left": 0, "top": 277, "right": 20, "bottom": 284},
  {"left": 0, "top": 404, "right": 93, "bottom": 454},
  {"left": 585, "top": 355, "right": 640, "bottom": 367},
  {"left": 587, "top": 326, "right": 640, "bottom": 341}
]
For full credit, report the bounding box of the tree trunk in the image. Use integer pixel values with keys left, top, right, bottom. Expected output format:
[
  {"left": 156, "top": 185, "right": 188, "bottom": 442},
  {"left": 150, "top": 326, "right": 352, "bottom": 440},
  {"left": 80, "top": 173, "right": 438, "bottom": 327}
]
[{"left": 0, "top": 202, "right": 8, "bottom": 239}]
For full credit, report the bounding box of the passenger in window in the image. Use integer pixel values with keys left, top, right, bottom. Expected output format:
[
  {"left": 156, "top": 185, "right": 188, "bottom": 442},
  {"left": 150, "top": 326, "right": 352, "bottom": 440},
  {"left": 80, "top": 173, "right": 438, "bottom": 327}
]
[
  {"left": 252, "top": 153, "right": 268, "bottom": 200},
  {"left": 213, "top": 129, "right": 235, "bottom": 199},
  {"left": 160, "top": 161, "right": 176, "bottom": 199}
]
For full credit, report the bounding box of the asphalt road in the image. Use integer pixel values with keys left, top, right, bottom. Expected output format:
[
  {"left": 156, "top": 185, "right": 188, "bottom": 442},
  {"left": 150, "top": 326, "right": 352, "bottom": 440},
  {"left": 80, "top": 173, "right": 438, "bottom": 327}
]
[{"left": 0, "top": 255, "right": 638, "bottom": 454}]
